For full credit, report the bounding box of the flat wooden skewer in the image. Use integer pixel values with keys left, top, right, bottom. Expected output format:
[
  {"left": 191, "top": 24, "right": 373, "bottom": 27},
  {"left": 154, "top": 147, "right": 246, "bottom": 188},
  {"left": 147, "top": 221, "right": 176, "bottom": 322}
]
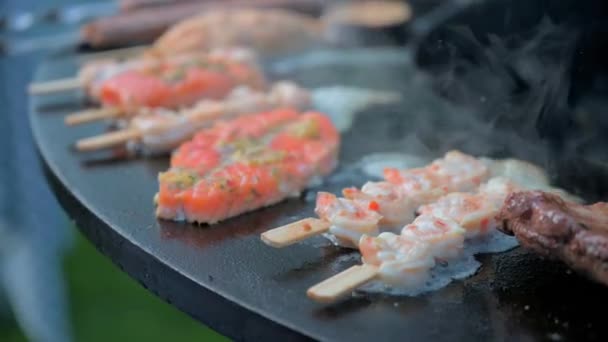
[
  {"left": 263, "top": 218, "right": 382, "bottom": 303},
  {"left": 261, "top": 218, "right": 330, "bottom": 248},
  {"left": 71, "top": 103, "right": 231, "bottom": 151},
  {"left": 28, "top": 46, "right": 151, "bottom": 96},
  {"left": 76, "top": 128, "right": 141, "bottom": 152},
  {"left": 307, "top": 264, "right": 379, "bottom": 303},
  {"left": 29, "top": 45, "right": 150, "bottom": 95},
  {"left": 28, "top": 77, "right": 83, "bottom": 95},
  {"left": 65, "top": 107, "right": 123, "bottom": 126}
]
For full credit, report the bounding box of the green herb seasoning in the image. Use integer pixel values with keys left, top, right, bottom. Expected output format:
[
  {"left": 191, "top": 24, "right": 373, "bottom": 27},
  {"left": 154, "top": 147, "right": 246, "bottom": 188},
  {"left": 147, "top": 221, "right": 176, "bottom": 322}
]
[
  {"left": 159, "top": 170, "right": 198, "bottom": 189},
  {"left": 288, "top": 119, "right": 320, "bottom": 139}
]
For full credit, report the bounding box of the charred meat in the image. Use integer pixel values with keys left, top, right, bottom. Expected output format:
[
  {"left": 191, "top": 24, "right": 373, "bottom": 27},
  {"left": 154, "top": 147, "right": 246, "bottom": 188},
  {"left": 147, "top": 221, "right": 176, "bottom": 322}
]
[{"left": 498, "top": 191, "right": 608, "bottom": 286}]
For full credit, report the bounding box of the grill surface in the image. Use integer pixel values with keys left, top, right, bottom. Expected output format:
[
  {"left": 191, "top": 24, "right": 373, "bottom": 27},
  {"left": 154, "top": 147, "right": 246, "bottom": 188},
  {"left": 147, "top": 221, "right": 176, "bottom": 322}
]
[{"left": 29, "top": 45, "right": 608, "bottom": 341}]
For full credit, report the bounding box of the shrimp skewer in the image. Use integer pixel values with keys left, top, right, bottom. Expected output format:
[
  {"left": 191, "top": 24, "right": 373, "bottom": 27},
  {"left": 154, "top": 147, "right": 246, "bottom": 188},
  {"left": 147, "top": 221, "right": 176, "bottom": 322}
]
[
  {"left": 318, "top": 151, "right": 490, "bottom": 247},
  {"left": 308, "top": 215, "right": 465, "bottom": 302},
  {"left": 75, "top": 83, "right": 401, "bottom": 154},
  {"left": 307, "top": 180, "right": 512, "bottom": 303},
  {"left": 75, "top": 81, "right": 311, "bottom": 153},
  {"left": 307, "top": 175, "right": 567, "bottom": 302},
  {"left": 262, "top": 151, "right": 490, "bottom": 248}
]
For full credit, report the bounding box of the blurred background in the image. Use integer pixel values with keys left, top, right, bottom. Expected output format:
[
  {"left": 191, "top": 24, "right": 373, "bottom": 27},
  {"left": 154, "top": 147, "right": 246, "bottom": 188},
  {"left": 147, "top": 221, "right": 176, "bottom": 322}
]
[
  {"left": 0, "top": 231, "right": 226, "bottom": 341},
  {"left": 0, "top": 0, "right": 254, "bottom": 341}
]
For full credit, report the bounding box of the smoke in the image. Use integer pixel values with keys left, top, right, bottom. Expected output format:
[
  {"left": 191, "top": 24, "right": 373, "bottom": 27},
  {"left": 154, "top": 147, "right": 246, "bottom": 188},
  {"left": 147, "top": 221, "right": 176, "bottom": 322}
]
[
  {"left": 412, "top": 8, "right": 608, "bottom": 199},
  {"left": 418, "top": 16, "right": 579, "bottom": 158},
  {"left": 275, "top": 1, "right": 608, "bottom": 199}
]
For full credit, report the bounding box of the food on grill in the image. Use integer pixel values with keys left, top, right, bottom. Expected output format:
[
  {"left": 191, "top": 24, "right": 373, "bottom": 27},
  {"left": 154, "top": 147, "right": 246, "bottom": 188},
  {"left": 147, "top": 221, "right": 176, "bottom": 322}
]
[
  {"left": 85, "top": 1, "right": 324, "bottom": 48},
  {"left": 418, "top": 177, "right": 521, "bottom": 238},
  {"left": 264, "top": 153, "right": 577, "bottom": 250},
  {"left": 307, "top": 176, "right": 525, "bottom": 302},
  {"left": 482, "top": 158, "right": 583, "bottom": 203},
  {"left": 148, "top": 8, "right": 324, "bottom": 57},
  {"left": 90, "top": 50, "right": 264, "bottom": 113},
  {"left": 482, "top": 158, "right": 549, "bottom": 188},
  {"left": 79, "top": 47, "right": 259, "bottom": 99},
  {"left": 82, "top": 2, "right": 206, "bottom": 48},
  {"left": 306, "top": 167, "right": 587, "bottom": 302},
  {"left": 74, "top": 83, "right": 402, "bottom": 153},
  {"left": 259, "top": 149, "right": 583, "bottom": 301},
  {"left": 30, "top": 47, "right": 261, "bottom": 112},
  {"left": 316, "top": 151, "right": 490, "bottom": 247},
  {"left": 350, "top": 177, "right": 515, "bottom": 288},
  {"left": 76, "top": 81, "right": 312, "bottom": 153},
  {"left": 155, "top": 109, "right": 339, "bottom": 224},
  {"left": 118, "top": 0, "right": 324, "bottom": 13},
  {"left": 358, "top": 215, "right": 465, "bottom": 287},
  {"left": 61, "top": 48, "right": 265, "bottom": 127},
  {"left": 262, "top": 151, "right": 494, "bottom": 248},
  {"left": 497, "top": 191, "right": 608, "bottom": 286}
]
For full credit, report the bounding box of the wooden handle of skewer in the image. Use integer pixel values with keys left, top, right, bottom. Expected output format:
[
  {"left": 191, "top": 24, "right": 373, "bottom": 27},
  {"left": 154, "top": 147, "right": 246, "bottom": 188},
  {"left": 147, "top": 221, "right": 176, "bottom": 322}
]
[
  {"left": 28, "top": 78, "right": 82, "bottom": 95},
  {"left": 76, "top": 128, "right": 141, "bottom": 152},
  {"left": 65, "top": 107, "right": 123, "bottom": 126},
  {"left": 307, "top": 264, "right": 379, "bottom": 303},
  {"left": 261, "top": 218, "right": 330, "bottom": 248}
]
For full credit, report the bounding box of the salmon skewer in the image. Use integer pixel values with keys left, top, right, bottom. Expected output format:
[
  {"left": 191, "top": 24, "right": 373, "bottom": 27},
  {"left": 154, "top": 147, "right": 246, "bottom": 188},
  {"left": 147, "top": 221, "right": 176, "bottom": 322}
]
[
  {"left": 32, "top": 48, "right": 265, "bottom": 127},
  {"left": 27, "top": 46, "right": 148, "bottom": 95},
  {"left": 97, "top": 53, "right": 264, "bottom": 111},
  {"left": 30, "top": 47, "right": 261, "bottom": 98},
  {"left": 75, "top": 81, "right": 311, "bottom": 153},
  {"left": 28, "top": 7, "right": 321, "bottom": 95},
  {"left": 67, "top": 48, "right": 265, "bottom": 124},
  {"left": 261, "top": 151, "right": 490, "bottom": 248},
  {"left": 156, "top": 109, "right": 340, "bottom": 224}
]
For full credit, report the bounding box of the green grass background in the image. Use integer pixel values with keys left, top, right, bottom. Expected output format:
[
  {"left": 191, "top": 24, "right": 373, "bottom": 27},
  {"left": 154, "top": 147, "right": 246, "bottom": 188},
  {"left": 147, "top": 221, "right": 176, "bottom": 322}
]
[{"left": 0, "top": 231, "right": 228, "bottom": 342}]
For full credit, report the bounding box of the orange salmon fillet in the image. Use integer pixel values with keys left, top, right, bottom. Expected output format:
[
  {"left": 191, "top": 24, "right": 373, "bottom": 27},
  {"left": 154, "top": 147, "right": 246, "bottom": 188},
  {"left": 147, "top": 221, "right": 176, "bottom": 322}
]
[
  {"left": 155, "top": 110, "right": 340, "bottom": 223},
  {"left": 98, "top": 55, "right": 265, "bottom": 112}
]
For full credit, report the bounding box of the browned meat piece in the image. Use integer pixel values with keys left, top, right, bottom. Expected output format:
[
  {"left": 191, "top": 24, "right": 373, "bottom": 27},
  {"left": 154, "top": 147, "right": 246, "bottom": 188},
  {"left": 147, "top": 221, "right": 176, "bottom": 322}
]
[
  {"left": 119, "top": 0, "right": 195, "bottom": 12},
  {"left": 82, "top": 0, "right": 324, "bottom": 48},
  {"left": 498, "top": 191, "right": 608, "bottom": 286},
  {"left": 118, "top": 0, "right": 323, "bottom": 14},
  {"left": 149, "top": 8, "right": 324, "bottom": 57}
]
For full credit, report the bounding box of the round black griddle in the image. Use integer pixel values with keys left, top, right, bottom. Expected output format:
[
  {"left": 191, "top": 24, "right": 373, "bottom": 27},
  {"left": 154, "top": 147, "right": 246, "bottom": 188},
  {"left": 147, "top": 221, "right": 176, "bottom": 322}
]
[
  {"left": 30, "top": 0, "right": 608, "bottom": 341},
  {"left": 30, "top": 46, "right": 608, "bottom": 341}
]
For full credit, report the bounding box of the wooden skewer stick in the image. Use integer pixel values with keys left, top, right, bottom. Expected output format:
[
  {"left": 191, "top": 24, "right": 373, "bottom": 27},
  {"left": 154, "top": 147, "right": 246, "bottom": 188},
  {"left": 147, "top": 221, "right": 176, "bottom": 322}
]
[
  {"left": 29, "top": 45, "right": 150, "bottom": 96},
  {"left": 76, "top": 128, "right": 141, "bottom": 152},
  {"left": 307, "top": 264, "right": 379, "bottom": 303},
  {"left": 261, "top": 218, "right": 330, "bottom": 248},
  {"left": 65, "top": 107, "right": 123, "bottom": 126},
  {"left": 28, "top": 78, "right": 83, "bottom": 95}
]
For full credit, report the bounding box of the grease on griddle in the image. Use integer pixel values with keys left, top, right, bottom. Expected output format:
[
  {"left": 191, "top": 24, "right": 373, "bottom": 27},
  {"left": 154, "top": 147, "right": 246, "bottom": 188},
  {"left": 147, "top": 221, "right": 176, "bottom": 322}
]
[{"left": 358, "top": 230, "right": 518, "bottom": 297}]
